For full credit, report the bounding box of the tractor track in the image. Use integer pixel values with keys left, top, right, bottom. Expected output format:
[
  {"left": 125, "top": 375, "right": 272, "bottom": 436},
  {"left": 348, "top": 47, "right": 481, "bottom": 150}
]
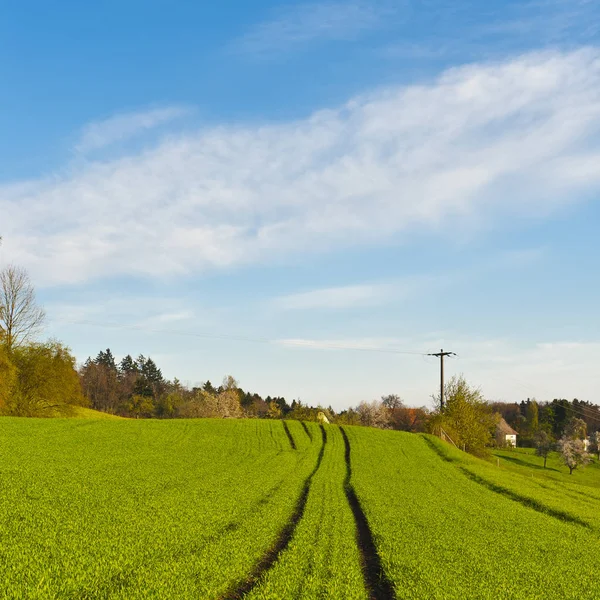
[
  {"left": 282, "top": 420, "right": 297, "bottom": 450},
  {"left": 221, "top": 425, "right": 327, "bottom": 600},
  {"left": 339, "top": 427, "right": 396, "bottom": 600}
]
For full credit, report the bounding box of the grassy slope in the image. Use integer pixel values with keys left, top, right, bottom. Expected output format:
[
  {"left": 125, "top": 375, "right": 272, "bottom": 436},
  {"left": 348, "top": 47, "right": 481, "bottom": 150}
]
[
  {"left": 493, "top": 446, "right": 600, "bottom": 488},
  {"left": 348, "top": 427, "right": 600, "bottom": 599},
  {"left": 0, "top": 406, "right": 126, "bottom": 419},
  {"left": 246, "top": 425, "right": 366, "bottom": 600},
  {"left": 3, "top": 419, "right": 600, "bottom": 599},
  {"left": 68, "top": 406, "right": 125, "bottom": 419},
  {"left": 0, "top": 418, "right": 321, "bottom": 599}
]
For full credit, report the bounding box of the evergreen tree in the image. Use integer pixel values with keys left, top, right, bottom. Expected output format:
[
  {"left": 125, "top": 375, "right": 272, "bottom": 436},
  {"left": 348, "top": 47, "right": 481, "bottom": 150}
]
[
  {"left": 119, "top": 354, "right": 137, "bottom": 376},
  {"left": 95, "top": 348, "right": 117, "bottom": 371},
  {"left": 203, "top": 380, "right": 216, "bottom": 395},
  {"left": 133, "top": 355, "right": 164, "bottom": 398}
]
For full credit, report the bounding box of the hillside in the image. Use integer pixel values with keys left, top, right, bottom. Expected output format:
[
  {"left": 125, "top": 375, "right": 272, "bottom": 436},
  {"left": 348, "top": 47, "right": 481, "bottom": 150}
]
[
  {"left": 1, "top": 419, "right": 598, "bottom": 599},
  {"left": 68, "top": 406, "right": 126, "bottom": 419},
  {"left": 493, "top": 446, "right": 600, "bottom": 488}
]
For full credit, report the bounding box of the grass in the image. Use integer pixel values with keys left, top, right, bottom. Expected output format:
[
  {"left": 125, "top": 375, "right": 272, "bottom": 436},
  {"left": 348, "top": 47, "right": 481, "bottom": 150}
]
[
  {"left": 2, "top": 419, "right": 600, "bottom": 599},
  {"left": 346, "top": 427, "right": 600, "bottom": 599},
  {"left": 0, "top": 418, "right": 321, "bottom": 598},
  {"left": 493, "top": 447, "right": 600, "bottom": 487},
  {"left": 245, "top": 425, "right": 366, "bottom": 600},
  {"left": 68, "top": 406, "right": 126, "bottom": 419}
]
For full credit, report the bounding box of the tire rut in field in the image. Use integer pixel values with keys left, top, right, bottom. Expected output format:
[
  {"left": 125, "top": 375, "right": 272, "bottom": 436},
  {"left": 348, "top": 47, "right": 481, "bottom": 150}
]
[
  {"left": 339, "top": 427, "right": 396, "bottom": 600},
  {"left": 300, "top": 421, "right": 313, "bottom": 441},
  {"left": 421, "top": 436, "right": 454, "bottom": 462},
  {"left": 459, "top": 468, "right": 591, "bottom": 529},
  {"left": 282, "top": 421, "right": 297, "bottom": 450},
  {"left": 421, "top": 437, "right": 592, "bottom": 529},
  {"left": 221, "top": 425, "right": 327, "bottom": 600}
]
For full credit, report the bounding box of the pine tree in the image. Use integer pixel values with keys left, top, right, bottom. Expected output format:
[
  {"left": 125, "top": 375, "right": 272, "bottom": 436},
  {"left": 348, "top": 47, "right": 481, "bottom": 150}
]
[
  {"left": 95, "top": 348, "right": 117, "bottom": 371},
  {"left": 119, "top": 354, "right": 137, "bottom": 376}
]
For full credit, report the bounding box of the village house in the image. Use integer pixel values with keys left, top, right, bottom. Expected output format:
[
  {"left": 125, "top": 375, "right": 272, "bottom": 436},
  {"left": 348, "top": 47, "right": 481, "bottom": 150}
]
[{"left": 496, "top": 418, "right": 518, "bottom": 447}]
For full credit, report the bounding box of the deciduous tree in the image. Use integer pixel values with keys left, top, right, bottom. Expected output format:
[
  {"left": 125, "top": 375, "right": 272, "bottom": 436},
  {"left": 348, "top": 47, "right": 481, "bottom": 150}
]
[
  {"left": 0, "top": 344, "right": 16, "bottom": 413},
  {"left": 8, "top": 341, "right": 84, "bottom": 416},
  {"left": 0, "top": 265, "right": 45, "bottom": 351},
  {"left": 430, "top": 376, "right": 498, "bottom": 457},
  {"left": 356, "top": 400, "right": 390, "bottom": 429},
  {"left": 534, "top": 430, "right": 554, "bottom": 468},
  {"left": 557, "top": 437, "right": 591, "bottom": 475},
  {"left": 588, "top": 431, "right": 600, "bottom": 460},
  {"left": 564, "top": 417, "right": 586, "bottom": 440}
]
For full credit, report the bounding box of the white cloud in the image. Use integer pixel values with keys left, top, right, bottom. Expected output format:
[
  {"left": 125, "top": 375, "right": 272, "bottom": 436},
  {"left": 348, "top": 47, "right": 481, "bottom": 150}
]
[
  {"left": 479, "top": 0, "right": 600, "bottom": 46},
  {"left": 45, "top": 296, "right": 195, "bottom": 328},
  {"left": 273, "top": 249, "right": 542, "bottom": 310},
  {"left": 381, "top": 0, "right": 600, "bottom": 63},
  {"left": 276, "top": 337, "right": 413, "bottom": 352},
  {"left": 274, "top": 283, "right": 395, "bottom": 310},
  {"left": 75, "top": 106, "right": 192, "bottom": 153},
  {"left": 231, "top": 1, "right": 398, "bottom": 56},
  {"left": 3, "top": 49, "right": 600, "bottom": 286}
]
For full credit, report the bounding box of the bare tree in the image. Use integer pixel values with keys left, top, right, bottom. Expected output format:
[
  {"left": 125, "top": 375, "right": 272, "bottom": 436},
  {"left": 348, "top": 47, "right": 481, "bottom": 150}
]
[
  {"left": 0, "top": 265, "right": 46, "bottom": 351},
  {"left": 356, "top": 400, "right": 390, "bottom": 429}
]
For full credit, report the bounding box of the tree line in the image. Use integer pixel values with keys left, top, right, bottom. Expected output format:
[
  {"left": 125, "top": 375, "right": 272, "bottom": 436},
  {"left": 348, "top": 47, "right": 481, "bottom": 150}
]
[
  {"left": 493, "top": 398, "right": 600, "bottom": 474},
  {"left": 80, "top": 348, "right": 292, "bottom": 419},
  {"left": 492, "top": 397, "right": 600, "bottom": 445},
  {"left": 1, "top": 262, "right": 598, "bottom": 473}
]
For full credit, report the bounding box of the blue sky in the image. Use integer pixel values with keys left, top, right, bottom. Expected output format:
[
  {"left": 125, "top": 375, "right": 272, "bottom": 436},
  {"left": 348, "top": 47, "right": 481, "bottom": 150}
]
[{"left": 2, "top": 0, "right": 600, "bottom": 409}]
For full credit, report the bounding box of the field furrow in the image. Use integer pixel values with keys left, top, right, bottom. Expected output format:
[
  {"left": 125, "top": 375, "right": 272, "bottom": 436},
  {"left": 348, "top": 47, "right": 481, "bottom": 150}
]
[
  {"left": 346, "top": 426, "right": 600, "bottom": 600},
  {"left": 3, "top": 418, "right": 600, "bottom": 600},
  {"left": 426, "top": 435, "right": 600, "bottom": 531},
  {"left": 0, "top": 418, "right": 321, "bottom": 599},
  {"left": 339, "top": 427, "right": 395, "bottom": 600},
  {"left": 245, "top": 426, "right": 367, "bottom": 600},
  {"left": 222, "top": 424, "right": 326, "bottom": 599}
]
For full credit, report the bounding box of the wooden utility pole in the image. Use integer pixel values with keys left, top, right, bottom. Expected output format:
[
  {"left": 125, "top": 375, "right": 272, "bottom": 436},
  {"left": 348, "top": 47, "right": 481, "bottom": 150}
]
[{"left": 427, "top": 349, "right": 455, "bottom": 410}]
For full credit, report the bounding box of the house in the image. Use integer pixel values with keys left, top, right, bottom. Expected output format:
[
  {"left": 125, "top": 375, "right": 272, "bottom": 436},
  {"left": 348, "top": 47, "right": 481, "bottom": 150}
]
[{"left": 496, "top": 418, "right": 518, "bottom": 447}]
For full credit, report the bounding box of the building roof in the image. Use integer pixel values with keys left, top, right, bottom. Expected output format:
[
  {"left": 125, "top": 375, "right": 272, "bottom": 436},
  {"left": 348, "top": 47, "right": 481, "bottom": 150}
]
[{"left": 496, "top": 418, "right": 518, "bottom": 436}]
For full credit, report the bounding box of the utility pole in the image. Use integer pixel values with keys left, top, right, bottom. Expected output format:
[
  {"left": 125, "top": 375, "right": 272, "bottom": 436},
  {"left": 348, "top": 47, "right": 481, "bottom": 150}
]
[{"left": 427, "top": 349, "right": 455, "bottom": 410}]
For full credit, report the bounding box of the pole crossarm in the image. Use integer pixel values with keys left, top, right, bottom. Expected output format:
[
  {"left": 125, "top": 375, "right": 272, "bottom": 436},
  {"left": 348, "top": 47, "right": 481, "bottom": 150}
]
[{"left": 427, "top": 349, "right": 456, "bottom": 410}]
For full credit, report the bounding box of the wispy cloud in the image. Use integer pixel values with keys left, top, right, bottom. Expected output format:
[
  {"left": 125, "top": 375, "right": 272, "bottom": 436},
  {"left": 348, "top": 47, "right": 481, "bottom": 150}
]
[
  {"left": 75, "top": 106, "right": 192, "bottom": 153},
  {"left": 273, "top": 249, "right": 543, "bottom": 311},
  {"left": 276, "top": 336, "right": 411, "bottom": 352},
  {"left": 274, "top": 283, "right": 396, "bottom": 310},
  {"left": 46, "top": 296, "right": 196, "bottom": 327},
  {"left": 231, "top": 0, "right": 398, "bottom": 57},
  {"left": 479, "top": 0, "right": 600, "bottom": 46},
  {"left": 381, "top": 0, "right": 600, "bottom": 64},
  {"left": 4, "top": 49, "right": 600, "bottom": 286},
  {"left": 273, "top": 276, "right": 443, "bottom": 310}
]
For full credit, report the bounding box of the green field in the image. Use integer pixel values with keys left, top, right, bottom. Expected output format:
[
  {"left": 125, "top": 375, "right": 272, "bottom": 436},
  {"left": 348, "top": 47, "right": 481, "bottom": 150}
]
[{"left": 1, "top": 418, "right": 600, "bottom": 599}]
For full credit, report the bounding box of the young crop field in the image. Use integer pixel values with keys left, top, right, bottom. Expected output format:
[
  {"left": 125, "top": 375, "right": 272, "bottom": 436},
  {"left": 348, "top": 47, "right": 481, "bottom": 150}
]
[
  {"left": 347, "top": 428, "right": 600, "bottom": 599},
  {"left": 1, "top": 417, "right": 600, "bottom": 599},
  {"left": 493, "top": 446, "right": 600, "bottom": 488}
]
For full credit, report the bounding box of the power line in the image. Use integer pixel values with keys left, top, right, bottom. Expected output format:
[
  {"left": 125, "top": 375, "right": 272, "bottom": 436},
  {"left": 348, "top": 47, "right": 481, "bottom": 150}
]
[{"left": 49, "top": 318, "right": 427, "bottom": 357}]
